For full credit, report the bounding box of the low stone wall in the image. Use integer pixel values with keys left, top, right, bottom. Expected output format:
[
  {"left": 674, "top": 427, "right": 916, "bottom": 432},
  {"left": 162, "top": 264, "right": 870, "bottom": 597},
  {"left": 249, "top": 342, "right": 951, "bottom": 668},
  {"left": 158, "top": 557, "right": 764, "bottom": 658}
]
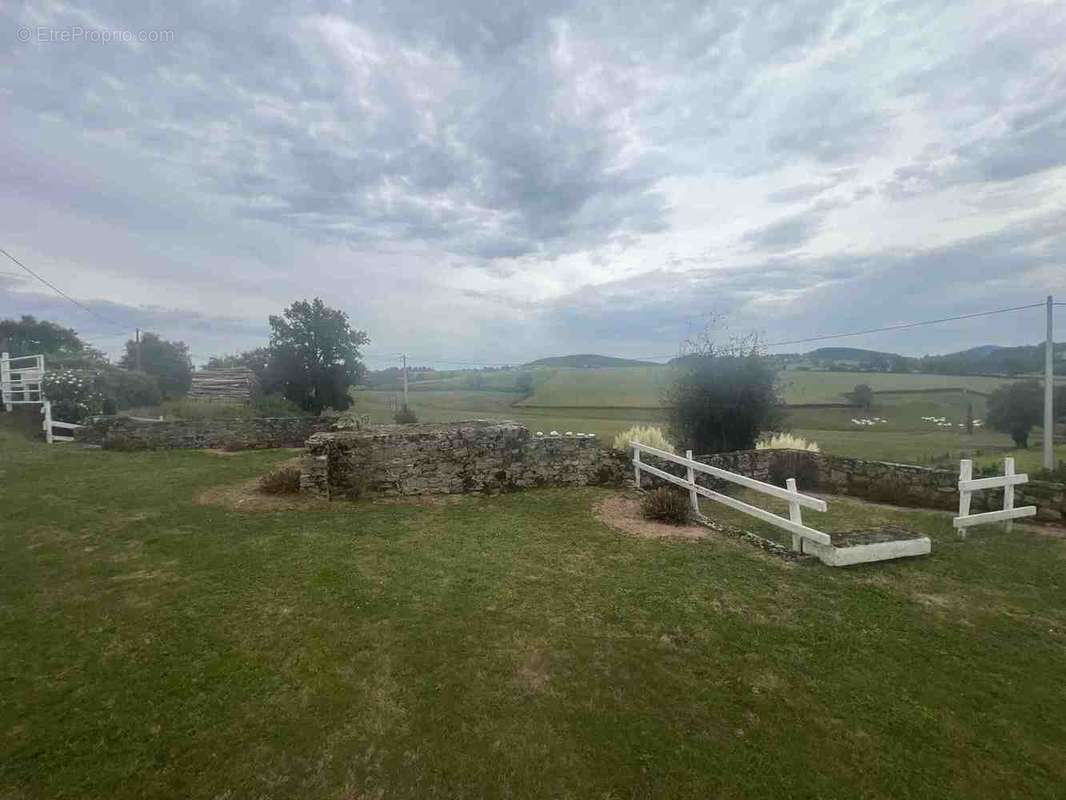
[
  {"left": 301, "top": 420, "right": 628, "bottom": 498},
  {"left": 75, "top": 415, "right": 332, "bottom": 451},
  {"left": 645, "top": 448, "right": 1066, "bottom": 526}
]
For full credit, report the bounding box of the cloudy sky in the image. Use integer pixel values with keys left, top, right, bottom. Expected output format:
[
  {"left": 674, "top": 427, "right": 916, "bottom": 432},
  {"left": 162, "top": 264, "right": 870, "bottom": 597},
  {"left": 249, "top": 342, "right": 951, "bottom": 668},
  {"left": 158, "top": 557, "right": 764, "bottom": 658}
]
[{"left": 1, "top": 1, "right": 1064, "bottom": 367}]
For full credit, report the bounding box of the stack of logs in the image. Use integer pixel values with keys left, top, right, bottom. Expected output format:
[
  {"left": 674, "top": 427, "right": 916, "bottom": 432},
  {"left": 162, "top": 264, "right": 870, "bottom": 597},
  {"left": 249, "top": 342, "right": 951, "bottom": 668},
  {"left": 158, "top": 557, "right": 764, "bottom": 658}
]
[{"left": 188, "top": 367, "right": 259, "bottom": 402}]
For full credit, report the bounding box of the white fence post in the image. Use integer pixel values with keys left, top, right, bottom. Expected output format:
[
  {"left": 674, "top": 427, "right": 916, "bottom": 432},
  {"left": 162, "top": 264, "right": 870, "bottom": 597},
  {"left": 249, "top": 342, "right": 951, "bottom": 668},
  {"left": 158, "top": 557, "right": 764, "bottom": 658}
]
[
  {"left": 1, "top": 352, "right": 10, "bottom": 412},
  {"left": 1003, "top": 457, "right": 1015, "bottom": 533},
  {"left": 786, "top": 478, "right": 803, "bottom": 552},
  {"left": 632, "top": 445, "right": 642, "bottom": 489},
  {"left": 42, "top": 400, "right": 53, "bottom": 444},
  {"left": 953, "top": 457, "right": 1035, "bottom": 530},
  {"left": 958, "top": 459, "right": 972, "bottom": 537},
  {"left": 685, "top": 449, "right": 699, "bottom": 514}
]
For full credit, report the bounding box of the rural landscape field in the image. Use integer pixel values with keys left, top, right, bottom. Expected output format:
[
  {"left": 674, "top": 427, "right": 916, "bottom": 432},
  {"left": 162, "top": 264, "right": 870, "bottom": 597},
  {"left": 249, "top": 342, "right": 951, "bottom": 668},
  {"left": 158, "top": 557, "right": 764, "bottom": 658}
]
[{"left": 353, "top": 365, "right": 1066, "bottom": 471}]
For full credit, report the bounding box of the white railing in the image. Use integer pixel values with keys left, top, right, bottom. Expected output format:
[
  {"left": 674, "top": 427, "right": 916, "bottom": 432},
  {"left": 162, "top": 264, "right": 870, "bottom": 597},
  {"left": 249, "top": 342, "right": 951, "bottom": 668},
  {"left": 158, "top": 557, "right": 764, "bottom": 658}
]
[
  {"left": 954, "top": 458, "right": 1036, "bottom": 531},
  {"left": 41, "top": 400, "right": 82, "bottom": 443},
  {"left": 631, "top": 441, "right": 830, "bottom": 550},
  {"left": 1, "top": 353, "right": 45, "bottom": 408}
]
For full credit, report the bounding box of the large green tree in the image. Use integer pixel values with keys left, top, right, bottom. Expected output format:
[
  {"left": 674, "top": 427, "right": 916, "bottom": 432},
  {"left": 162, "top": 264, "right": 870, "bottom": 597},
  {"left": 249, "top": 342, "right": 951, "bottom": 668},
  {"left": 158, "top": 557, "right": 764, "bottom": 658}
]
[
  {"left": 266, "top": 298, "right": 368, "bottom": 413},
  {"left": 119, "top": 332, "right": 192, "bottom": 398},
  {"left": 986, "top": 380, "right": 1043, "bottom": 448}
]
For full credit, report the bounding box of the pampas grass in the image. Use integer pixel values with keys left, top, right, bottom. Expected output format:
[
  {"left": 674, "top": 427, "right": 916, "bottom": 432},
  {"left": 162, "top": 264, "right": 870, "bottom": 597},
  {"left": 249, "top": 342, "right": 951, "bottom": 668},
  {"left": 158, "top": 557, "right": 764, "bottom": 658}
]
[
  {"left": 612, "top": 425, "right": 675, "bottom": 453},
  {"left": 755, "top": 432, "right": 820, "bottom": 452}
]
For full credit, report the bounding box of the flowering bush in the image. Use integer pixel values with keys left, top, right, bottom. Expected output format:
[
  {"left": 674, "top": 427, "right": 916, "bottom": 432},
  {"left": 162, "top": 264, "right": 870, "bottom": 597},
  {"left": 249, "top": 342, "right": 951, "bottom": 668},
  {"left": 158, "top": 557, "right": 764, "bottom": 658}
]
[{"left": 41, "top": 369, "right": 105, "bottom": 423}]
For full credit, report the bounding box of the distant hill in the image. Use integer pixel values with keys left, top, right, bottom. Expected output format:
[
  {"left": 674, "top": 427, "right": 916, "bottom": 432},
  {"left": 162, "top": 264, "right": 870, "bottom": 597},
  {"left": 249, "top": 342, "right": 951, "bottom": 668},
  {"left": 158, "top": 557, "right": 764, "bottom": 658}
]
[
  {"left": 524, "top": 354, "right": 661, "bottom": 368},
  {"left": 807, "top": 347, "right": 904, "bottom": 362}
]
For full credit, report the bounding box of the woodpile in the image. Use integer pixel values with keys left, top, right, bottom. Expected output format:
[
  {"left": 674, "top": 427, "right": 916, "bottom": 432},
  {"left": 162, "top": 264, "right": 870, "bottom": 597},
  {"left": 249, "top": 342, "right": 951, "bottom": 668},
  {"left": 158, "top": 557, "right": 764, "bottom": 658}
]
[{"left": 189, "top": 367, "right": 259, "bottom": 402}]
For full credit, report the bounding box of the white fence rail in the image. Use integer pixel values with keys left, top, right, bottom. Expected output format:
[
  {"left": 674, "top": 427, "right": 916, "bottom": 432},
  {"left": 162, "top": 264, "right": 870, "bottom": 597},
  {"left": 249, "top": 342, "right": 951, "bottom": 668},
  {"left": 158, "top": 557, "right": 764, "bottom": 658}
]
[
  {"left": 954, "top": 458, "right": 1036, "bottom": 530},
  {"left": 41, "top": 400, "right": 83, "bottom": 443},
  {"left": 631, "top": 441, "right": 829, "bottom": 550},
  {"left": 1, "top": 353, "right": 45, "bottom": 409}
]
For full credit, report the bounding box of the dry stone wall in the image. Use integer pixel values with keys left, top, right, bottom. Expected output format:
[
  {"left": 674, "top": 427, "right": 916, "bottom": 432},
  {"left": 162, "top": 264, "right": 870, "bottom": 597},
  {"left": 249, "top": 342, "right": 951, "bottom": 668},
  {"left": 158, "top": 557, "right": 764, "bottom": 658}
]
[
  {"left": 75, "top": 415, "right": 331, "bottom": 451},
  {"left": 301, "top": 420, "right": 628, "bottom": 498}
]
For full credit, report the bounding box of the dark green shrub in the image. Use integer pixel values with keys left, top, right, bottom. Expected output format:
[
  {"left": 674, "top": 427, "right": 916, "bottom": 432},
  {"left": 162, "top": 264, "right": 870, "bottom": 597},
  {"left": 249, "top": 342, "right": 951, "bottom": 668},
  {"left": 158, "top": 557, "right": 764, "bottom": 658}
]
[
  {"left": 641, "top": 487, "right": 692, "bottom": 525},
  {"left": 97, "top": 368, "right": 162, "bottom": 413},
  {"left": 258, "top": 466, "right": 301, "bottom": 495},
  {"left": 394, "top": 405, "right": 418, "bottom": 423}
]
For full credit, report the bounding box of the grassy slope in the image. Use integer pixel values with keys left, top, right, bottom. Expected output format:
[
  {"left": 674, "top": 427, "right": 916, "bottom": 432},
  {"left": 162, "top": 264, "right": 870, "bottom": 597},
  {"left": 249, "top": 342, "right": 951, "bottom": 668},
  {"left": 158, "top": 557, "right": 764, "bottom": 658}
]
[{"left": 4, "top": 426, "right": 1066, "bottom": 798}]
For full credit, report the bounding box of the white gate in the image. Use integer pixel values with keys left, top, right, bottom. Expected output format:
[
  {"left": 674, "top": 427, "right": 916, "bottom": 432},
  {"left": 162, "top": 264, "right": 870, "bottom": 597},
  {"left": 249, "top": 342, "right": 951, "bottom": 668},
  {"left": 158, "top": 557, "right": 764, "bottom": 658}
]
[
  {"left": 954, "top": 458, "right": 1036, "bottom": 531},
  {"left": 1, "top": 352, "right": 82, "bottom": 443}
]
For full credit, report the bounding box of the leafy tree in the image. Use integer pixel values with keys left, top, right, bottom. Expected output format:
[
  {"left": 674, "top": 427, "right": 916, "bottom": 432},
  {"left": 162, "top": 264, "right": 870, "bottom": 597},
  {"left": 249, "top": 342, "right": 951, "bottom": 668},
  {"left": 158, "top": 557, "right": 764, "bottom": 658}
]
[
  {"left": 119, "top": 332, "right": 192, "bottom": 398},
  {"left": 664, "top": 330, "right": 783, "bottom": 453},
  {"left": 847, "top": 383, "right": 874, "bottom": 409},
  {"left": 0, "top": 315, "right": 103, "bottom": 365},
  {"left": 986, "top": 380, "right": 1043, "bottom": 448},
  {"left": 267, "top": 298, "right": 368, "bottom": 414},
  {"left": 515, "top": 372, "right": 534, "bottom": 396}
]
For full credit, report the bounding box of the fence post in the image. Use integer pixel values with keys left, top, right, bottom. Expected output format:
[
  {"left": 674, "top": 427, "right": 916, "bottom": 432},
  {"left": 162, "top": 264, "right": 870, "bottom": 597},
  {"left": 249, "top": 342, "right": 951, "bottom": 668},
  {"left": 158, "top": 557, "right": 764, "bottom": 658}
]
[
  {"left": 632, "top": 444, "right": 642, "bottom": 489},
  {"left": 958, "top": 459, "right": 972, "bottom": 538},
  {"left": 1003, "top": 457, "right": 1015, "bottom": 532},
  {"left": 685, "top": 449, "right": 699, "bottom": 514},
  {"left": 42, "top": 400, "right": 53, "bottom": 444},
  {"left": 1, "top": 352, "right": 10, "bottom": 412},
  {"left": 786, "top": 478, "right": 803, "bottom": 552}
]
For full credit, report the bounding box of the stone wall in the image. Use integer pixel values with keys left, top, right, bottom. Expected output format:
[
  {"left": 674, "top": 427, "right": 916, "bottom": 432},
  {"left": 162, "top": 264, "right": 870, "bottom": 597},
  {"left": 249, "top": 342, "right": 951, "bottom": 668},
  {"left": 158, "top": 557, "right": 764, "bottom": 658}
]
[
  {"left": 75, "top": 415, "right": 332, "bottom": 451},
  {"left": 301, "top": 420, "right": 628, "bottom": 498},
  {"left": 638, "top": 448, "right": 1066, "bottom": 526}
]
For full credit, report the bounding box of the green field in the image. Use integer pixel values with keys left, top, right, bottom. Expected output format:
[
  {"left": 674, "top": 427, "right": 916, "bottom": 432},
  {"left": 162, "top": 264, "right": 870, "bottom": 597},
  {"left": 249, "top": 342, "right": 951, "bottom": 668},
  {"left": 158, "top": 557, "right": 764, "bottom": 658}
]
[
  {"left": 4, "top": 423, "right": 1066, "bottom": 798},
  {"left": 354, "top": 367, "right": 1064, "bottom": 468},
  {"left": 513, "top": 366, "right": 1056, "bottom": 409}
]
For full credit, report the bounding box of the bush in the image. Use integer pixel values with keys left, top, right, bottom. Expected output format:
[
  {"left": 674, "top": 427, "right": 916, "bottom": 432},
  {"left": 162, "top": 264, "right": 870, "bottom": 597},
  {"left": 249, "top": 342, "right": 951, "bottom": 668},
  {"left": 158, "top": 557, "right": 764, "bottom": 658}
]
[
  {"left": 258, "top": 466, "right": 302, "bottom": 495},
  {"left": 847, "top": 384, "right": 874, "bottom": 408},
  {"left": 97, "top": 368, "right": 162, "bottom": 413},
  {"left": 641, "top": 487, "right": 692, "bottom": 525},
  {"left": 756, "top": 433, "right": 819, "bottom": 452},
  {"left": 612, "top": 425, "right": 674, "bottom": 453},
  {"left": 664, "top": 334, "right": 782, "bottom": 454},
  {"left": 41, "top": 369, "right": 105, "bottom": 423},
  {"left": 394, "top": 405, "right": 418, "bottom": 423},
  {"left": 252, "top": 393, "right": 307, "bottom": 417}
]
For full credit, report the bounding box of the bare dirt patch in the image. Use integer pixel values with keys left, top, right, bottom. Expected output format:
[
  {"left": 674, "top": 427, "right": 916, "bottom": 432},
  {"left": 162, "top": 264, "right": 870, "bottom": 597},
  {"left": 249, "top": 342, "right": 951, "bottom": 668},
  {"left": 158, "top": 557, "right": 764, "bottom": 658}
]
[
  {"left": 594, "top": 495, "right": 710, "bottom": 540},
  {"left": 196, "top": 479, "right": 333, "bottom": 512},
  {"left": 516, "top": 647, "right": 551, "bottom": 692}
]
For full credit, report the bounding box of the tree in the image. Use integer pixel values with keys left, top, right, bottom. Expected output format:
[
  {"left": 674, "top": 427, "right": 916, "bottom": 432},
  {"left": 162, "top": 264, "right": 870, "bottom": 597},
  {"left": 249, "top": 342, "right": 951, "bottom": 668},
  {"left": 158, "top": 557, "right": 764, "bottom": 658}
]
[
  {"left": 986, "top": 380, "right": 1043, "bottom": 448},
  {"left": 848, "top": 383, "right": 874, "bottom": 409},
  {"left": 119, "top": 332, "right": 192, "bottom": 398},
  {"left": 207, "top": 347, "right": 272, "bottom": 383},
  {"left": 266, "top": 298, "right": 368, "bottom": 414},
  {"left": 515, "top": 372, "right": 534, "bottom": 396},
  {"left": 0, "top": 315, "right": 103, "bottom": 365},
  {"left": 664, "top": 330, "right": 783, "bottom": 453}
]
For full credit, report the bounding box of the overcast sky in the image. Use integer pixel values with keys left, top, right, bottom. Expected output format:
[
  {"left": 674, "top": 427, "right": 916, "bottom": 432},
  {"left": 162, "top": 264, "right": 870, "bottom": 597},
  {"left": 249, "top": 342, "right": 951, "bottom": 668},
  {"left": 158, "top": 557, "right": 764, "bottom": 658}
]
[{"left": 2, "top": 1, "right": 1064, "bottom": 367}]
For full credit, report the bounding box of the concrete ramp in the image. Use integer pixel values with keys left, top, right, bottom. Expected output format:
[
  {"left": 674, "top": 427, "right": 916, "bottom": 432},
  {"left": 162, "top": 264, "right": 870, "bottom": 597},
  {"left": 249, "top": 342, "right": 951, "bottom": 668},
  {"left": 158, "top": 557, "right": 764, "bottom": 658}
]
[{"left": 802, "top": 525, "right": 931, "bottom": 567}]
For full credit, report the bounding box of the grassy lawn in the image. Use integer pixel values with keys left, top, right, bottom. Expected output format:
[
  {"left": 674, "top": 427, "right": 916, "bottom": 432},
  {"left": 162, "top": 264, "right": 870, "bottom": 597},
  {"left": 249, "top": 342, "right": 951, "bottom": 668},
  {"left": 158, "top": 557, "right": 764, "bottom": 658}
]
[{"left": 4, "top": 424, "right": 1066, "bottom": 798}]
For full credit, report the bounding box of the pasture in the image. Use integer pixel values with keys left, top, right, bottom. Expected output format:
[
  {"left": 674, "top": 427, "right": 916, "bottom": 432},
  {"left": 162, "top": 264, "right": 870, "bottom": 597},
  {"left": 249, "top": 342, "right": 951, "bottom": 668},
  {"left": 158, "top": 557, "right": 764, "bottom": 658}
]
[
  {"left": 4, "top": 422, "right": 1066, "bottom": 798},
  {"left": 354, "top": 367, "right": 1064, "bottom": 469}
]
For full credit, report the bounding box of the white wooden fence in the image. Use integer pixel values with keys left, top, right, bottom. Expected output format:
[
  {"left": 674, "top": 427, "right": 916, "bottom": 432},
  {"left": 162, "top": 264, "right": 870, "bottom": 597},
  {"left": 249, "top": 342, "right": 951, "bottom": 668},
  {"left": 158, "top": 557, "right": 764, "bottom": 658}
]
[
  {"left": 1, "top": 353, "right": 45, "bottom": 410},
  {"left": 953, "top": 458, "right": 1036, "bottom": 531},
  {"left": 631, "top": 441, "right": 829, "bottom": 551}
]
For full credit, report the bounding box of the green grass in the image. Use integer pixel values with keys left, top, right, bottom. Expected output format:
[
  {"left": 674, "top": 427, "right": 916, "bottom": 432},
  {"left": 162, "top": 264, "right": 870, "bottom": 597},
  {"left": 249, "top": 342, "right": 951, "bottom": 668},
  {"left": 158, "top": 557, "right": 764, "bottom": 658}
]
[{"left": 4, "top": 424, "right": 1066, "bottom": 798}]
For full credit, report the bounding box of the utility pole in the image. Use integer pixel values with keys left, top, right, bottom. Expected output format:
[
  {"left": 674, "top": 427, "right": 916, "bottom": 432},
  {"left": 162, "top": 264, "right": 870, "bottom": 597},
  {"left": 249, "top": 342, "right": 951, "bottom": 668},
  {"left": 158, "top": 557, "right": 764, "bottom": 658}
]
[
  {"left": 402, "top": 353, "right": 408, "bottom": 409},
  {"left": 1044, "top": 295, "right": 1054, "bottom": 470},
  {"left": 135, "top": 328, "right": 143, "bottom": 372}
]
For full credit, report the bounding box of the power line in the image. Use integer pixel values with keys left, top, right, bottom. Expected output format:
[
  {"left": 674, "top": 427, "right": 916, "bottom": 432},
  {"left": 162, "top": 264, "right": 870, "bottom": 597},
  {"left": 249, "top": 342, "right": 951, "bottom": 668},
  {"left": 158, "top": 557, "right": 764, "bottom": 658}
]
[
  {"left": 762, "top": 302, "right": 1047, "bottom": 349},
  {"left": 0, "top": 247, "right": 127, "bottom": 331}
]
